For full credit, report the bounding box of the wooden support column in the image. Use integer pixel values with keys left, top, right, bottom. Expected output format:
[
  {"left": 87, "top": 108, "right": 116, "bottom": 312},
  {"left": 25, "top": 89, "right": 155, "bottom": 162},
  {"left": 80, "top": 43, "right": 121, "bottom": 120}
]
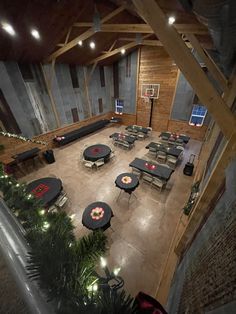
[
  {"left": 135, "top": 47, "right": 141, "bottom": 124},
  {"left": 132, "top": 0, "right": 236, "bottom": 139},
  {"left": 186, "top": 34, "right": 228, "bottom": 92},
  {"left": 40, "top": 63, "right": 60, "bottom": 128}
]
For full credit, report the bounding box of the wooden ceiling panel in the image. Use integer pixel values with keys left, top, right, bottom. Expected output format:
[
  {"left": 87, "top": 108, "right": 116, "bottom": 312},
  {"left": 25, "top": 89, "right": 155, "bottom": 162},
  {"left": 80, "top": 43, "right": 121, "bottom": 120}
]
[
  {"left": 0, "top": 0, "right": 211, "bottom": 64},
  {"left": 0, "top": 0, "right": 93, "bottom": 61}
]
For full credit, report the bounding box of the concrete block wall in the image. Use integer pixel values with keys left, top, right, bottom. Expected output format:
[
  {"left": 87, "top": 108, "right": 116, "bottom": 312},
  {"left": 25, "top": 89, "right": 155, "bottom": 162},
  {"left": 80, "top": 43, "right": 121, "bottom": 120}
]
[{"left": 167, "top": 159, "right": 236, "bottom": 314}]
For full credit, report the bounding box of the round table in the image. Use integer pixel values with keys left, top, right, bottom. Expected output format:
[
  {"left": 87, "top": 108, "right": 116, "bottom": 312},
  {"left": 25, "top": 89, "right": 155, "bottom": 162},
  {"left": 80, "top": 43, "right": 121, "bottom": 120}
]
[
  {"left": 83, "top": 144, "right": 111, "bottom": 162},
  {"left": 26, "top": 177, "right": 62, "bottom": 207},
  {"left": 115, "top": 172, "right": 139, "bottom": 194},
  {"left": 82, "top": 201, "right": 113, "bottom": 231}
]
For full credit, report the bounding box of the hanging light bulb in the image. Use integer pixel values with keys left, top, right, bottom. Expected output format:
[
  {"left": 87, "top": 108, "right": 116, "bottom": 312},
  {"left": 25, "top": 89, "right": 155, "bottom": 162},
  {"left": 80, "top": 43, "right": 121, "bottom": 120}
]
[
  {"left": 121, "top": 48, "right": 126, "bottom": 55},
  {"left": 168, "top": 16, "right": 175, "bottom": 25}
]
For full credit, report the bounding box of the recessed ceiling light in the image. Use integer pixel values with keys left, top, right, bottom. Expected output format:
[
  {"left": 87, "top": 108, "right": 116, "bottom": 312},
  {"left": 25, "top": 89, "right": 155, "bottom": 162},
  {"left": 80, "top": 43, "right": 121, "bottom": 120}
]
[
  {"left": 78, "top": 40, "right": 83, "bottom": 46},
  {"left": 90, "top": 41, "right": 95, "bottom": 49},
  {"left": 168, "top": 16, "right": 175, "bottom": 25},
  {"left": 31, "top": 29, "right": 40, "bottom": 40},
  {"left": 121, "top": 48, "right": 126, "bottom": 55},
  {"left": 2, "top": 23, "right": 16, "bottom": 36}
]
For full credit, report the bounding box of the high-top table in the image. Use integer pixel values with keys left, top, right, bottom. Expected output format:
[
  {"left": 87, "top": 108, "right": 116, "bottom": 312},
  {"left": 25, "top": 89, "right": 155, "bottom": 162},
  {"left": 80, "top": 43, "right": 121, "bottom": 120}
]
[
  {"left": 82, "top": 201, "right": 113, "bottom": 231},
  {"left": 115, "top": 172, "right": 139, "bottom": 194},
  {"left": 110, "top": 133, "right": 136, "bottom": 144},
  {"left": 126, "top": 125, "right": 149, "bottom": 134},
  {"left": 146, "top": 142, "right": 183, "bottom": 158},
  {"left": 83, "top": 144, "right": 111, "bottom": 162},
  {"left": 129, "top": 158, "right": 174, "bottom": 181},
  {"left": 26, "top": 177, "right": 62, "bottom": 207}
]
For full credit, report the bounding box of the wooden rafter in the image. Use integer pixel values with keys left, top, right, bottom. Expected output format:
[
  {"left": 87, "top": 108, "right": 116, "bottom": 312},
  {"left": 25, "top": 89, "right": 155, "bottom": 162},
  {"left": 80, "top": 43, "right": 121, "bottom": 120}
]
[
  {"left": 64, "top": 27, "right": 72, "bottom": 45},
  {"left": 87, "top": 41, "right": 139, "bottom": 65},
  {"left": 73, "top": 23, "right": 209, "bottom": 35},
  {"left": 46, "top": 5, "right": 126, "bottom": 62},
  {"left": 132, "top": 0, "right": 236, "bottom": 139},
  {"left": 186, "top": 34, "right": 228, "bottom": 92},
  {"left": 86, "top": 39, "right": 194, "bottom": 65}
]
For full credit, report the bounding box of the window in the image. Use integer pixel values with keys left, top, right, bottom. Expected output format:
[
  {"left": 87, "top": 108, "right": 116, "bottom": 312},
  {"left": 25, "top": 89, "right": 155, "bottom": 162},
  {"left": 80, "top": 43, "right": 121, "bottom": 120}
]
[
  {"left": 125, "top": 55, "right": 131, "bottom": 77},
  {"left": 189, "top": 105, "right": 207, "bottom": 126},
  {"left": 71, "top": 108, "right": 79, "bottom": 122},
  {"left": 18, "top": 63, "right": 34, "bottom": 81},
  {"left": 99, "top": 66, "right": 105, "bottom": 87},
  {"left": 115, "top": 99, "right": 124, "bottom": 115},
  {"left": 69, "top": 65, "right": 79, "bottom": 88},
  {"left": 98, "top": 98, "right": 103, "bottom": 113}
]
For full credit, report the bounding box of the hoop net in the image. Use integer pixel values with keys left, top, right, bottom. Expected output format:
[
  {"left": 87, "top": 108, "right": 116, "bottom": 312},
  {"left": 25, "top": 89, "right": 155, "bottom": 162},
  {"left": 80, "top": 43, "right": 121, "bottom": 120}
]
[{"left": 144, "top": 95, "right": 150, "bottom": 103}]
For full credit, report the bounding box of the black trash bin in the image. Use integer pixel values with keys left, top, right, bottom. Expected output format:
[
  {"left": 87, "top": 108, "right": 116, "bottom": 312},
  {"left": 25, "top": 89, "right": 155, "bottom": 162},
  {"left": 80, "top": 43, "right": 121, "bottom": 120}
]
[{"left": 43, "top": 150, "right": 55, "bottom": 164}]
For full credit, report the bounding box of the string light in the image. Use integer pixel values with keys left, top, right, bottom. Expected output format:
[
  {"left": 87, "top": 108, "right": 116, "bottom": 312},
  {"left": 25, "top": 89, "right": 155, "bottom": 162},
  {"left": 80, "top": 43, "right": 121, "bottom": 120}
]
[
  {"left": 0, "top": 131, "right": 46, "bottom": 145},
  {"left": 92, "top": 283, "right": 98, "bottom": 291},
  {"left": 113, "top": 267, "right": 121, "bottom": 276},
  {"left": 42, "top": 221, "right": 50, "bottom": 231},
  {"left": 39, "top": 209, "right": 45, "bottom": 216},
  {"left": 100, "top": 256, "right": 107, "bottom": 268}
]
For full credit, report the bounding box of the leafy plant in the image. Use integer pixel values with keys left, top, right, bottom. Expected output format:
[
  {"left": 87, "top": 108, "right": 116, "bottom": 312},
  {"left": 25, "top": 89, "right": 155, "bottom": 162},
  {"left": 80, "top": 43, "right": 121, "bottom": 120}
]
[{"left": 0, "top": 164, "right": 139, "bottom": 313}]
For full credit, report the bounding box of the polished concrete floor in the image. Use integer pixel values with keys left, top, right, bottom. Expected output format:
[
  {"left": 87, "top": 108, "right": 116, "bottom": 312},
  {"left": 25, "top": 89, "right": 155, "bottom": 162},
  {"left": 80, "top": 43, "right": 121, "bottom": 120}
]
[{"left": 23, "top": 125, "right": 202, "bottom": 298}]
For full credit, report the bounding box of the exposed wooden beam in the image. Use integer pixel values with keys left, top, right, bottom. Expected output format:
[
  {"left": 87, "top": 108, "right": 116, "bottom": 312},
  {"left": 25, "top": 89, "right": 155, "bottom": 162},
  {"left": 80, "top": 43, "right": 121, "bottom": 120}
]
[
  {"left": 224, "top": 73, "right": 236, "bottom": 108},
  {"left": 108, "top": 39, "right": 118, "bottom": 52},
  {"left": 47, "top": 5, "right": 126, "bottom": 61},
  {"left": 87, "top": 41, "right": 139, "bottom": 65},
  {"left": 73, "top": 23, "right": 209, "bottom": 35},
  {"left": 64, "top": 27, "right": 72, "bottom": 45},
  {"left": 186, "top": 34, "right": 228, "bottom": 92},
  {"left": 102, "top": 39, "right": 118, "bottom": 54},
  {"left": 87, "top": 62, "right": 98, "bottom": 84},
  {"left": 132, "top": 0, "right": 236, "bottom": 139}
]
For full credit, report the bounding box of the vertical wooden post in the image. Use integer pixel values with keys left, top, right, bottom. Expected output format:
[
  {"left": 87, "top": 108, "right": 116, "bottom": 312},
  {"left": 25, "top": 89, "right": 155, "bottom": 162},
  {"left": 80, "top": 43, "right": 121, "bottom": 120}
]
[
  {"left": 83, "top": 66, "right": 92, "bottom": 117},
  {"left": 40, "top": 63, "right": 60, "bottom": 128},
  {"left": 135, "top": 47, "right": 141, "bottom": 124}
]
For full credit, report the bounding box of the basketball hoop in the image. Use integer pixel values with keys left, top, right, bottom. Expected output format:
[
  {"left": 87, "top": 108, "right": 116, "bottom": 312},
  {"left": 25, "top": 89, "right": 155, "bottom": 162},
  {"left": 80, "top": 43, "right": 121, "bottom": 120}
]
[{"left": 141, "top": 84, "right": 160, "bottom": 101}]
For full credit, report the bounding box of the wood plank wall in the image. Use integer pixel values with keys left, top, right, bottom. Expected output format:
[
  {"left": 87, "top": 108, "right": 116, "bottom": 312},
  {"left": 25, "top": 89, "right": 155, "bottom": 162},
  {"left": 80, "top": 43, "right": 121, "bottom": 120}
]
[
  {"left": 137, "top": 46, "right": 178, "bottom": 130},
  {"left": 136, "top": 46, "right": 207, "bottom": 141},
  {"left": 34, "top": 112, "right": 112, "bottom": 148},
  {"left": 0, "top": 113, "right": 112, "bottom": 165}
]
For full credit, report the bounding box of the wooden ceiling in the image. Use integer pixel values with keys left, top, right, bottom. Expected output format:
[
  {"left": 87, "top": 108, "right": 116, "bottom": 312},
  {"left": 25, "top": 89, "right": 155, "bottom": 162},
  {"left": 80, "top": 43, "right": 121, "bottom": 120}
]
[{"left": 0, "top": 0, "right": 212, "bottom": 65}]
